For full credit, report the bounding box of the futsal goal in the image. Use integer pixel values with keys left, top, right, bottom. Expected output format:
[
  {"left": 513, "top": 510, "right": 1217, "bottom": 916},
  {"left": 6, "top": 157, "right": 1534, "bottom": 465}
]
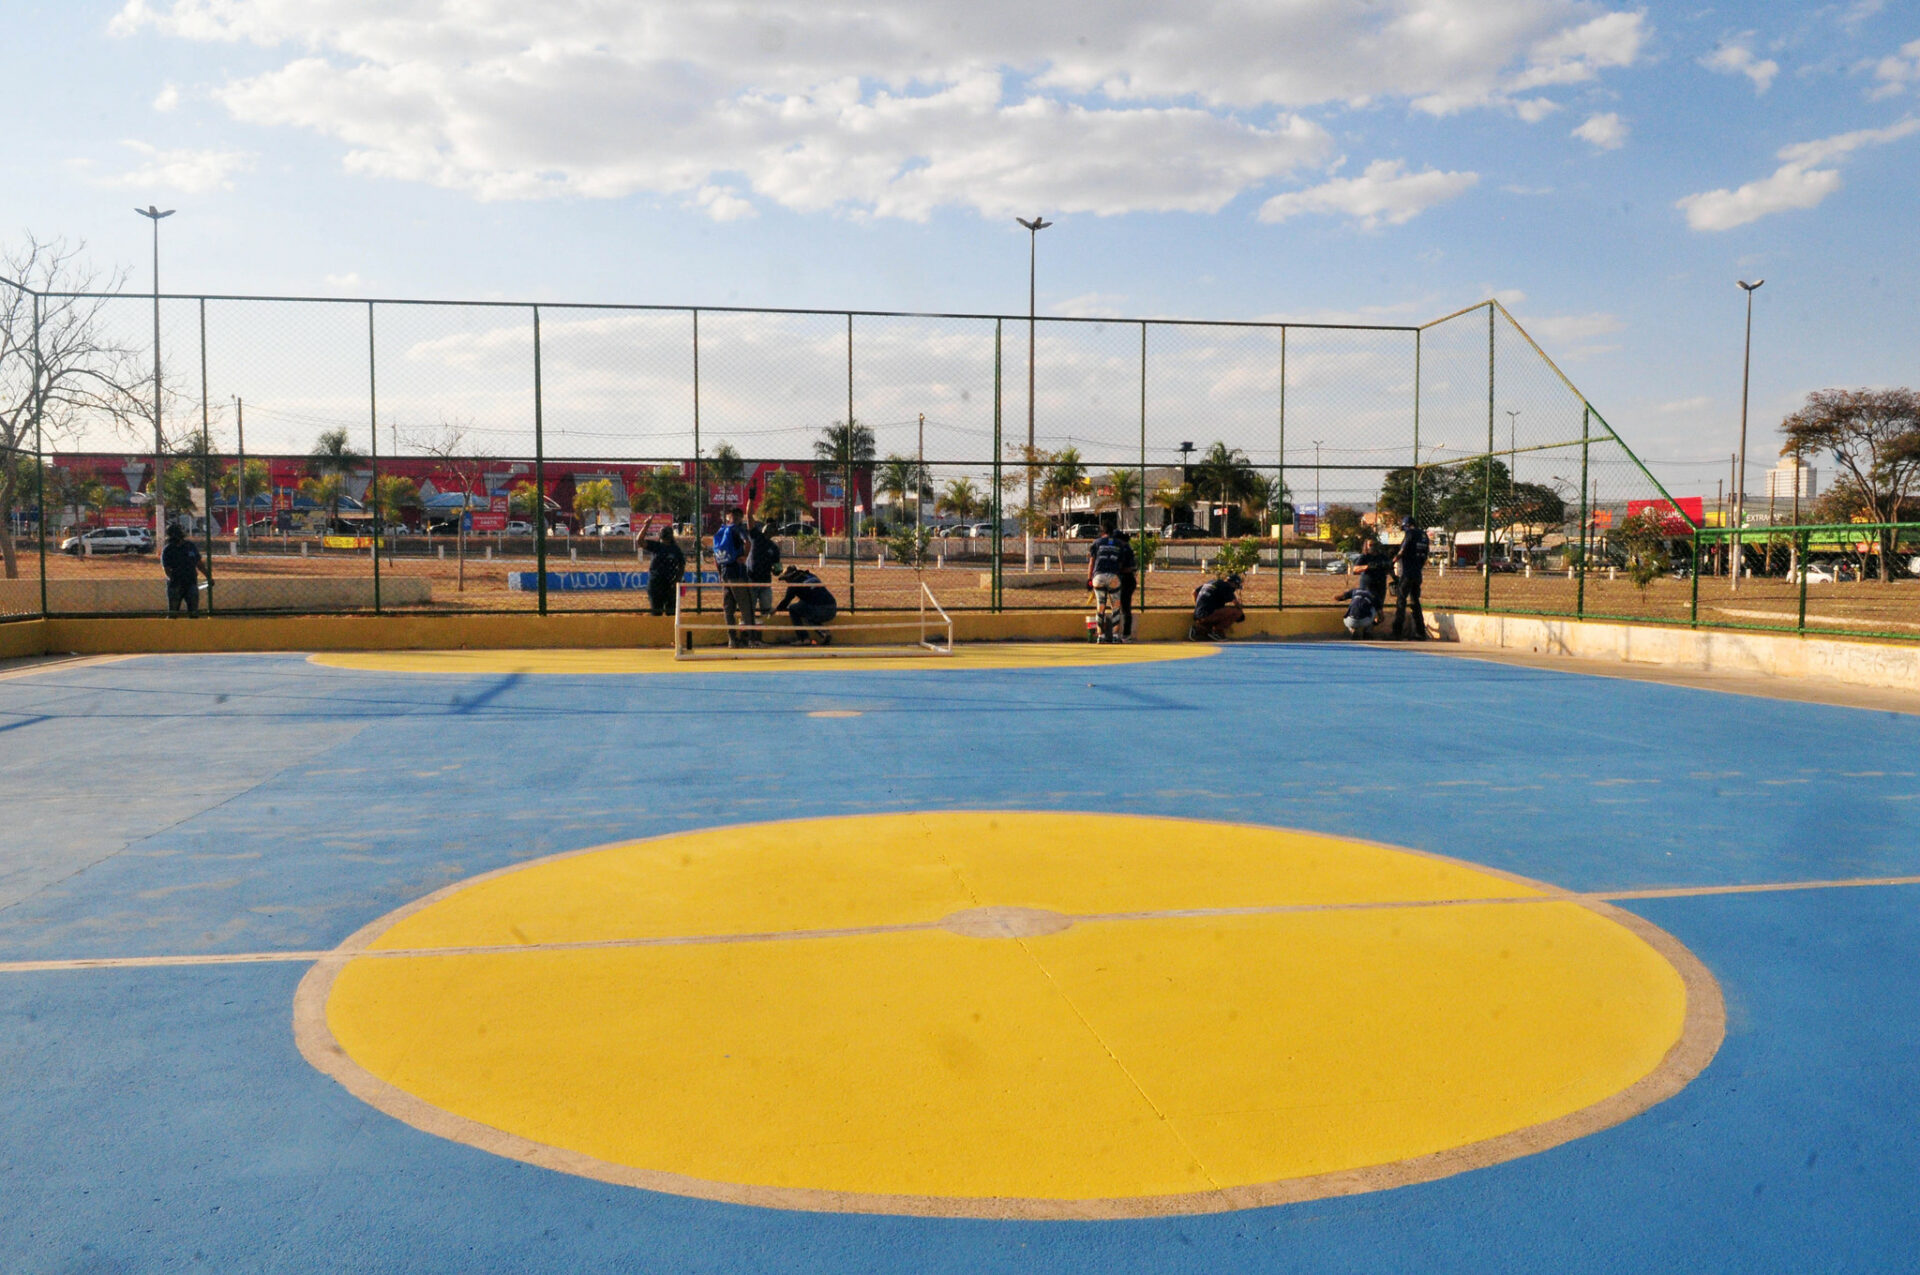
[{"left": 673, "top": 580, "right": 954, "bottom": 661}]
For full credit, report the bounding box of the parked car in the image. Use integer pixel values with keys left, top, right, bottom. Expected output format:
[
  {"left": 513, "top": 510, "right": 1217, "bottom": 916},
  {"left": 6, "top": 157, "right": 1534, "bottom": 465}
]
[
  {"left": 595, "top": 521, "right": 631, "bottom": 537},
  {"left": 966, "top": 522, "right": 997, "bottom": 538},
  {"left": 1161, "top": 522, "right": 1207, "bottom": 540},
  {"left": 1793, "top": 564, "right": 1837, "bottom": 584},
  {"left": 504, "top": 520, "right": 533, "bottom": 535},
  {"left": 1324, "top": 554, "right": 1354, "bottom": 573},
  {"left": 773, "top": 521, "right": 818, "bottom": 537},
  {"left": 61, "top": 526, "right": 154, "bottom": 556},
  {"left": 1062, "top": 523, "right": 1104, "bottom": 539}
]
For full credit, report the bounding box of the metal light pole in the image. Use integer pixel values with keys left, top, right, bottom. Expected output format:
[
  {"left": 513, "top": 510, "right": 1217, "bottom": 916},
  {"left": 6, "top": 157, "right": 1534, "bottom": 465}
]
[
  {"left": 137, "top": 205, "right": 175, "bottom": 539},
  {"left": 1312, "top": 440, "right": 1324, "bottom": 517},
  {"left": 1733, "top": 278, "right": 1764, "bottom": 591},
  {"left": 1016, "top": 214, "right": 1052, "bottom": 570},
  {"left": 1505, "top": 410, "right": 1520, "bottom": 475}
]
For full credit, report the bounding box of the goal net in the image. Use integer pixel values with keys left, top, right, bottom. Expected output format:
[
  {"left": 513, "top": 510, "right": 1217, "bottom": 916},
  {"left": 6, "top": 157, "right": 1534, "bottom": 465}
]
[{"left": 673, "top": 581, "right": 954, "bottom": 661}]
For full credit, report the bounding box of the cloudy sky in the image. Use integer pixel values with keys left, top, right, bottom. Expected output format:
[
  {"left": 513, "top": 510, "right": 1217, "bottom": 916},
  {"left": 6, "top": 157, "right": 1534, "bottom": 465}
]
[{"left": 6, "top": 1, "right": 1917, "bottom": 492}]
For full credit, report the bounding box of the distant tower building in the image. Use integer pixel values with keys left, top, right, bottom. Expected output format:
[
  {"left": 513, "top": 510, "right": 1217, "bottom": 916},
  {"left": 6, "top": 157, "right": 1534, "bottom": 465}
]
[{"left": 1766, "top": 457, "right": 1817, "bottom": 500}]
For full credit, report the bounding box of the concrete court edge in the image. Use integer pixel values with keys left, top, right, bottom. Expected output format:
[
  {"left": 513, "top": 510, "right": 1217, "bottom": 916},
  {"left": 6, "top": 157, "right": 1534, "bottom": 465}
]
[
  {"left": 8, "top": 608, "right": 1339, "bottom": 655},
  {"left": 291, "top": 813, "right": 1726, "bottom": 1221}
]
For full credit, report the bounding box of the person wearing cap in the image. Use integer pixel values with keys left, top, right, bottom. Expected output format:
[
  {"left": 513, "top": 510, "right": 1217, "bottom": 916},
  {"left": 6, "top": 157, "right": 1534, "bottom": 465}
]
[
  {"left": 1190, "top": 572, "right": 1245, "bottom": 641},
  {"left": 773, "top": 565, "right": 837, "bottom": 645},
  {"left": 710, "top": 507, "right": 757, "bottom": 648},
  {"left": 160, "top": 524, "right": 211, "bottom": 617},
  {"left": 1391, "top": 515, "right": 1430, "bottom": 640}
]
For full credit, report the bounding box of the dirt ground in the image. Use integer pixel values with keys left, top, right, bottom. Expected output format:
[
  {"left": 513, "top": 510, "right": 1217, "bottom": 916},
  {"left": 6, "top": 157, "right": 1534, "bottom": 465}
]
[{"left": 10, "top": 539, "right": 1918, "bottom": 634}]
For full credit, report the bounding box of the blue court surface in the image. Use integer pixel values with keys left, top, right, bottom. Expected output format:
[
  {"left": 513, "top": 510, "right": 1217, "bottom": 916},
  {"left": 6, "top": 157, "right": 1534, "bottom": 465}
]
[{"left": 3, "top": 644, "right": 1918, "bottom": 1273}]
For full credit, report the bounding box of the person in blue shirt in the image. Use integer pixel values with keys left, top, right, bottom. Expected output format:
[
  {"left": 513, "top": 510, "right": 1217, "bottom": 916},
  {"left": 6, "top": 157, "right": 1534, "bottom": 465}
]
[
  {"left": 1086, "top": 527, "right": 1137, "bottom": 642},
  {"left": 774, "top": 566, "right": 838, "bottom": 645},
  {"left": 709, "top": 507, "right": 757, "bottom": 648}
]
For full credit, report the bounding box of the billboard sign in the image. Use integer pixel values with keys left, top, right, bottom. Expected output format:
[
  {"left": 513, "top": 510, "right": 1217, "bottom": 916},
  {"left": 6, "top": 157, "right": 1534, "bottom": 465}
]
[{"left": 1627, "top": 497, "right": 1704, "bottom": 534}]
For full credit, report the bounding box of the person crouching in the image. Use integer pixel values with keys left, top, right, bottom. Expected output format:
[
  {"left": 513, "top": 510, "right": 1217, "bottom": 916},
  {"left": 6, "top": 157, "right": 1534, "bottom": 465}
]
[
  {"left": 1190, "top": 572, "right": 1245, "bottom": 641},
  {"left": 775, "top": 565, "right": 838, "bottom": 645}
]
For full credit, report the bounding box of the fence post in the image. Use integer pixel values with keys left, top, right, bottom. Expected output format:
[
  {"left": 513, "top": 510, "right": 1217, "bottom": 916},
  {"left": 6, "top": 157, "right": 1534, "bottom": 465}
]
[
  {"left": 1140, "top": 320, "right": 1150, "bottom": 614},
  {"left": 1277, "top": 325, "right": 1287, "bottom": 613},
  {"left": 846, "top": 312, "right": 856, "bottom": 612},
  {"left": 532, "top": 304, "right": 546, "bottom": 616},
  {"left": 1797, "top": 529, "right": 1809, "bottom": 633},
  {"left": 32, "top": 293, "right": 48, "bottom": 619},
  {"left": 1690, "top": 528, "right": 1700, "bottom": 626},
  {"left": 367, "top": 301, "right": 382, "bottom": 615},
  {"left": 691, "top": 308, "right": 702, "bottom": 614},
  {"left": 1483, "top": 303, "right": 1495, "bottom": 612},
  {"left": 992, "top": 319, "right": 1003, "bottom": 612},
  {"left": 1577, "top": 403, "right": 1590, "bottom": 618},
  {"left": 199, "top": 298, "right": 216, "bottom": 614}
]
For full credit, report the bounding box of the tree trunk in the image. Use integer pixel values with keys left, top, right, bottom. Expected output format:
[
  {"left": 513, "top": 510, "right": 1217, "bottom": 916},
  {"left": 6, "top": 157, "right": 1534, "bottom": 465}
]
[{"left": 0, "top": 512, "right": 18, "bottom": 580}]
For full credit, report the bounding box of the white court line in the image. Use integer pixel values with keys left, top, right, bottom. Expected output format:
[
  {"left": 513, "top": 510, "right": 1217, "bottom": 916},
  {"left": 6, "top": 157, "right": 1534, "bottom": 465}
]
[{"left": 4, "top": 874, "right": 1918, "bottom": 975}]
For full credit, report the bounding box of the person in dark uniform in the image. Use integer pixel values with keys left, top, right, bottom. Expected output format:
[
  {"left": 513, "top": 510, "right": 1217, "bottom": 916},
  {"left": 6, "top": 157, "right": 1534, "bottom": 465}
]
[
  {"left": 640, "top": 521, "right": 684, "bottom": 616},
  {"left": 1391, "top": 515, "right": 1430, "bottom": 640},
  {"left": 1190, "top": 572, "right": 1245, "bottom": 641},
  {"left": 774, "top": 565, "right": 837, "bottom": 645},
  {"left": 160, "top": 523, "right": 210, "bottom": 616},
  {"left": 746, "top": 520, "right": 782, "bottom": 642},
  {"left": 1336, "top": 536, "right": 1392, "bottom": 638},
  {"left": 1086, "top": 527, "right": 1137, "bottom": 641}
]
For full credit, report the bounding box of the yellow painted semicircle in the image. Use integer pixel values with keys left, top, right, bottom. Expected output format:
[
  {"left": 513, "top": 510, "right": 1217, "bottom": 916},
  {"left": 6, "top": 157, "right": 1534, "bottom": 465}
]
[{"left": 303, "top": 813, "right": 1719, "bottom": 1217}]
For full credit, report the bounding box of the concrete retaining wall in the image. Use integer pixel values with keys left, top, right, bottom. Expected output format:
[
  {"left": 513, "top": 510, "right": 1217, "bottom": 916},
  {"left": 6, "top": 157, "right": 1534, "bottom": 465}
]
[
  {"left": 0, "top": 577, "right": 431, "bottom": 614},
  {"left": 1431, "top": 610, "right": 1920, "bottom": 693}
]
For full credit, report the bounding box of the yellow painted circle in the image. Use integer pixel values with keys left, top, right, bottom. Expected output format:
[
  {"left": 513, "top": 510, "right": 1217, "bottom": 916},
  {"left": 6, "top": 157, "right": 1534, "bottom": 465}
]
[
  {"left": 299, "top": 813, "right": 1719, "bottom": 1218},
  {"left": 307, "top": 643, "right": 1214, "bottom": 676}
]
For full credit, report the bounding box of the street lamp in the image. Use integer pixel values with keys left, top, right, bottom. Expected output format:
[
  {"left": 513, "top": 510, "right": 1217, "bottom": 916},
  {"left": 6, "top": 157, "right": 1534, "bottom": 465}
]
[
  {"left": 1312, "top": 439, "right": 1324, "bottom": 517},
  {"left": 1016, "top": 214, "right": 1052, "bottom": 570},
  {"left": 1505, "top": 410, "right": 1521, "bottom": 480},
  {"left": 137, "top": 205, "right": 175, "bottom": 540},
  {"left": 1733, "top": 278, "right": 1764, "bottom": 591}
]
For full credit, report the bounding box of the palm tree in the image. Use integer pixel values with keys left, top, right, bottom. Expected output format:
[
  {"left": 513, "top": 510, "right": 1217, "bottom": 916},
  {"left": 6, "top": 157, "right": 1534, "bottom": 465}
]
[
  {"left": 701, "top": 443, "right": 746, "bottom": 490},
  {"left": 876, "top": 454, "right": 931, "bottom": 527},
  {"left": 1042, "top": 446, "right": 1089, "bottom": 535},
  {"left": 757, "top": 467, "right": 810, "bottom": 525},
  {"left": 1191, "top": 442, "right": 1258, "bottom": 533},
  {"left": 298, "top": 473, "right": 347, "bottom": 530},
  {"left": 308, "top": 428, "right": 364, "bottom": 480},
  {"left": 936, "top": 477, "right": 984, "bottom": 525},
  {"left": 369, "top": 474, "right": 419, "bottom": 528},
  {"left": 814, "top": 419, "right": 875, "bottom": 540},
  {"left": 1151, "top": 481, "right": 1193, "bottom": 528},
  {"left": 1102, "top": 469, "right": 1141, "bottom": 530},
  {"left": 632, "top": 465, "right": 693, "bottom": 520},
  {"left": 573, "top": 477, "right": 616, "bottom": 529}
]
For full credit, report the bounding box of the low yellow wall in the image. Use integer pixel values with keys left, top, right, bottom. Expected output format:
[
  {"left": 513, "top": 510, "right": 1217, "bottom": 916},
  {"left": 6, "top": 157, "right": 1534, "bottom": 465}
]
[
  {"left": 0, "top": 619, "right": 46, "bottom": 659},
  {"left": 30, "top": 605, "right": 1345, "bottom": 656},
  {"left": 0, "top": 576, "right": 431, "bottom": 614}
]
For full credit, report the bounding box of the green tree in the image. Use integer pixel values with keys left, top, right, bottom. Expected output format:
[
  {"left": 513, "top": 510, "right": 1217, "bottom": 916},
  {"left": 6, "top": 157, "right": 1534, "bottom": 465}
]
[
  {"left": 369, "top": 474, "right": 420, "bottom": 528},
  {"left": 308, "top": 427, "right": 364, "bottom": 483},
  {"left": 886, "top": 523, "right": 933, "bottom": 567},
  {"left": 1209, "top": 537, "right": 1262, "bottom": 578},
  {"left": 1042, "top": 446, "right": 1089, "bottom": 534},
  {"left": 508, "top": 480, "right": 541, "bottom": 518},
  {"left": 1435, "top": 457, "right": 1513, "bottom": 532},
  {"left": 1151, "top": 481, "right": 1192, "bottom": 527},
  {"left": 1102, "top": 468, "right": 1141, "bottom": 530},
  {"left": 1323, "top": 506, "right": 1365, "bottom": 550},
  {"left": 1780, "top": 388, "right": 1920, "bottom": 584},
  {"left": 572, "top": 477, "right": 616, "bottom": 528},
  {"left": 876, "top": 454, "right": 931, "bottom": 523},
  {"left": 1614, "top": 508, "right": 1674, "bottom": 589},
  {"left": 701, "top": 442, "right": 746, "bottom": 490},
  {"left": 813, "top": 420, "right": 875, "bottom": 467},
  {"left": 935, "top": 476, "right": 984, "bottom": 525},
  {"left": 1499, "top": 481, "right": 1567, "bottom": 555},
  {"left": 298, "top": 473, "right": 348, "bottom": 530},
  {"left": 1377, "top": 465, "right": 1454, "bottom": 523},
  {"left": 218, "top": 458, "right": 271, "bottom": 514},
  {"left": 756, "top": 467, "right": 809, "bottom": 525},
  {"left": 1190, "top": 442, "right": 1258, "bottom": 533},
  {"left": 632, "top": 465, "right": 694, "bottom": 520}
]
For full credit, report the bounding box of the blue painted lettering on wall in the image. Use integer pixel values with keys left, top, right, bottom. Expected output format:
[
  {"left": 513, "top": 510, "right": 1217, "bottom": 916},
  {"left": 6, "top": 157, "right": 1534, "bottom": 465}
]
[{"left": 507, "top": 571, "right": 721, "bottom": 592}]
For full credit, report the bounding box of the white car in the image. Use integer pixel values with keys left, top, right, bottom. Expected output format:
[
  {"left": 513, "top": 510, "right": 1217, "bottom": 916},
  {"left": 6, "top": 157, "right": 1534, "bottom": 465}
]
[
  {"left": 596, "top": 521, "right": 631, "bottom": 537},
  {"left": 504, "top": 520, "right": 533, "bottom": 535},
  {"left": 61, "top": 526, "right": 154, "bottom": 555},
  {"left": 1793, "top": 564, "right": 1836, "bottom": 584}
]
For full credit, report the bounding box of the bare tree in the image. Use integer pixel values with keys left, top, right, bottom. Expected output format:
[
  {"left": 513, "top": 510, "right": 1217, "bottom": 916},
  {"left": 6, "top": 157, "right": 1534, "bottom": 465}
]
[
  {"left": 409, "top": 420, "right": 492, "bottom": 592},
  {"left": 0, "top": 236, "right": 146, "bottom": 579},
  {"left": 1780, "top": 388, "right": 1920, "bottom": 584}
]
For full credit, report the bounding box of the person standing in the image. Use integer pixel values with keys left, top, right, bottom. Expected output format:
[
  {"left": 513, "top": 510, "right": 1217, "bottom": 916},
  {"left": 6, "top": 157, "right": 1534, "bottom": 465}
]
[
  {"left": 640, "top": 521, "right": 684, "bottom": 617},
  {"left": 161, "top": 523, "right": 210, "bottom": 617},
  {"left": 1391, "top": 515, "right": 1430, "bottom": 640},
  {"left": 1087, "top": 526, "right": 1137, "bottom": 641},
  {"left": 746, "top": 519, "right": 782, "bottom": 643},
  {"left": 710, "top": 508, "right": 755, "bottom": 647}
]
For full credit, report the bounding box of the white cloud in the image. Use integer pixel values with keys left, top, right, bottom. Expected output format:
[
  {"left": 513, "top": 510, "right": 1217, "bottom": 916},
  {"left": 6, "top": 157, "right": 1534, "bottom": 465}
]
[
  {"left": 1573, "top": 112, "right": 1627, "bottom": 149},
  {"left": 153, "top": 83, "right": 180, "bottom": 112},
  {"left": 1868, "top": 39, "right": 1920, "bottom": 100},
  {"left": 1656, "top": 395, "right": 1712, "bottom": 415},
  {"left": 110, "top": 0, "right": 1645, "bottom": 221},
  {"left": 1676, "top": 117, "right": 1920, "bottom": 230},
  {"left": 324, "top": 272, "right": 361, "bottom": 289},
  {"left": 1701, "top": 36, "right": 1780, "bottom": 94},
  {"left": 94, "top": 140, "right": 253, "bottom": 193},
  {"left": 1259, "top": 159, "right": 1477, "bottom": 229}
]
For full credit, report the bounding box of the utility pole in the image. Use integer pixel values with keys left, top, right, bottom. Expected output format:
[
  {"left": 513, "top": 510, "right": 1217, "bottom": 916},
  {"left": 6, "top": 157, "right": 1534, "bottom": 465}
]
[
  {"left": 137, "top": 205, "right": 175, "bottom": 540},
  {"left": 1016, "top": 214, "right": 1052, "bottom": 571},
  {"left": 1733, "top": 278, "right": 1764, "bottom": 591},
  {"left": 917, "top": 411, "right": 925, "bottom": 541},
  {"left": 235, "top": 397, "right": 247, "bottom": 551}
]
